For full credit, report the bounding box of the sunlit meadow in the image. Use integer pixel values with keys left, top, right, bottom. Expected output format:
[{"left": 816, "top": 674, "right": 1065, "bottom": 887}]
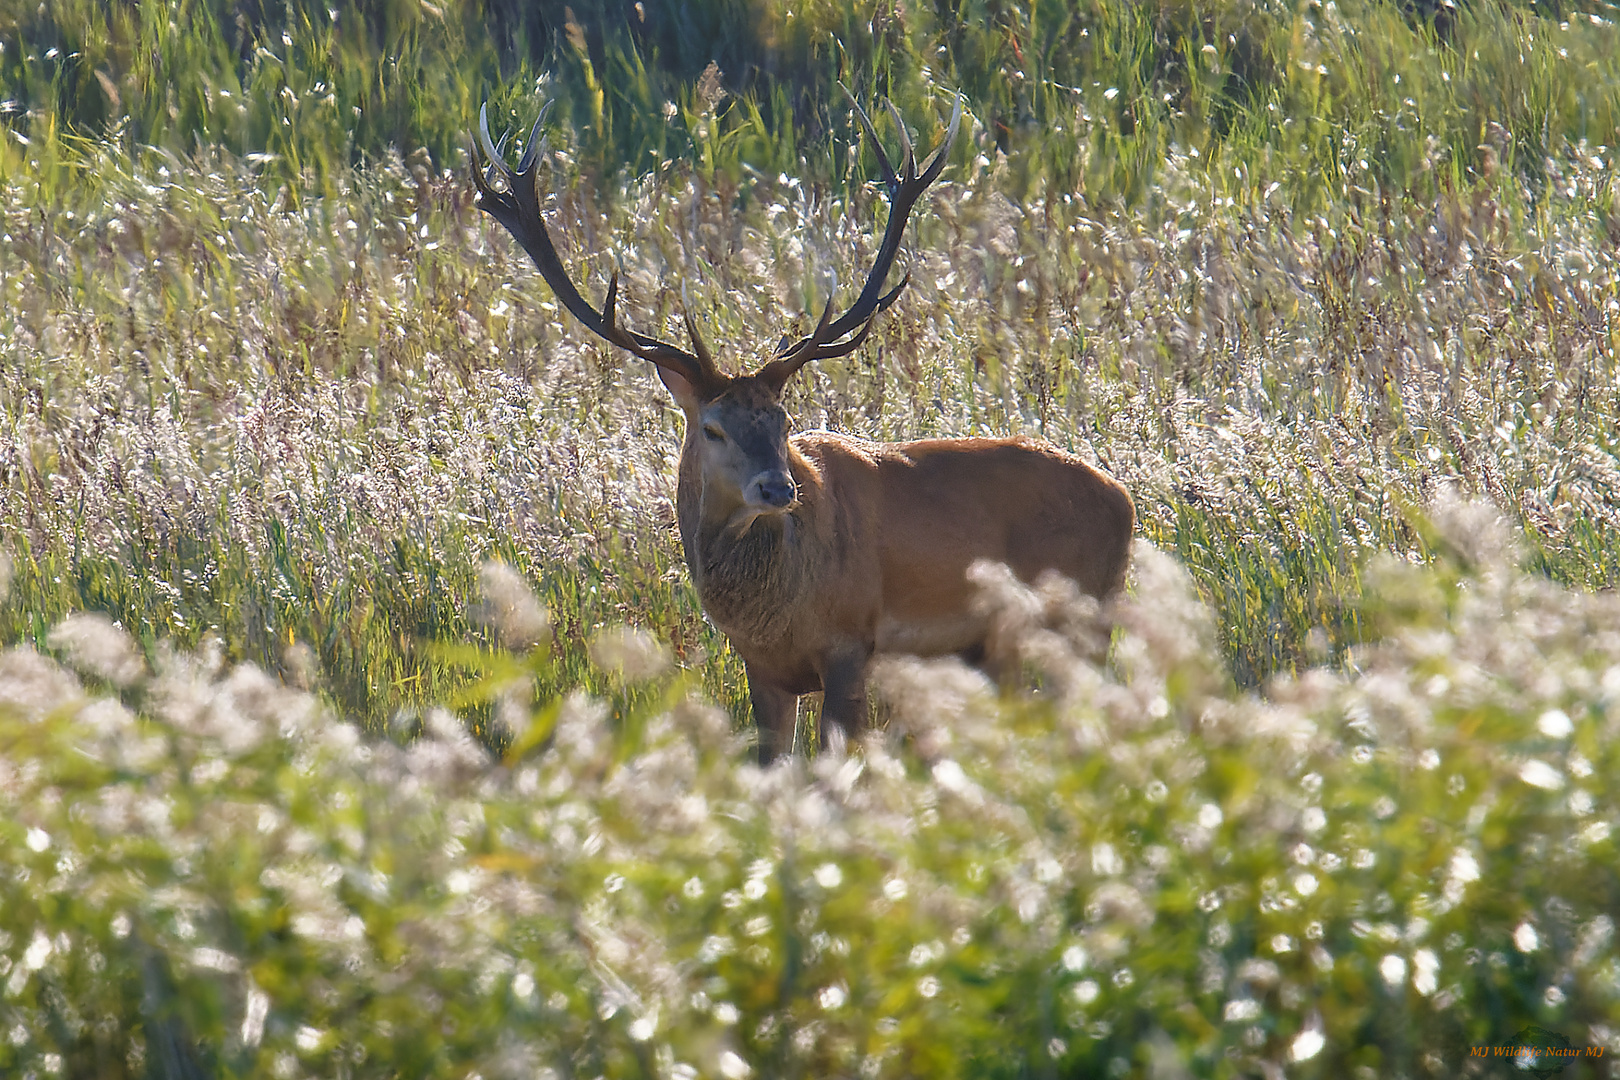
[{"left": 3, "top": 0, "right": 1620, "bottom": 1075}]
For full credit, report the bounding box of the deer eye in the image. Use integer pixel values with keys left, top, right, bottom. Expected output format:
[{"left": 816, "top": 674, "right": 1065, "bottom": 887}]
[{"left": 703, "top": 424, "right": 725, "bottom": 443}]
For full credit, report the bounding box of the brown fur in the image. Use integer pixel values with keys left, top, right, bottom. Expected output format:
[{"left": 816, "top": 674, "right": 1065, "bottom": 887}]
[{"left": 662, "top": 371, "right": 1135, "bottom": 763}]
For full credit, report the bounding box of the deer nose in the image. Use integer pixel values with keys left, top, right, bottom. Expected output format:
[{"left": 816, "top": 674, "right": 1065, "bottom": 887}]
[{"left": 747, "top": 471, "right": 797, "bottom": 509}]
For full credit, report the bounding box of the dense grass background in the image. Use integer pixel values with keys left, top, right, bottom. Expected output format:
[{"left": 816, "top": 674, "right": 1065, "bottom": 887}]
[
  {"left": 5, "top": 0, "right": 1620, "bottom": 202},
  {"left": 2, "top": 0, "right": 1620, "bottom": 1075},
  {"left": 5, "top": 0, "right": 1620, "bottom": 718}
]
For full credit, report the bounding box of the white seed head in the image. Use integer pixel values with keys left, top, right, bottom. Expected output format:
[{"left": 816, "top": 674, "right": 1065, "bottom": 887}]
[
  {"left": 587, "top": 626, "right": 670, "bottom": 682},
  {"left": 1536, "top": 709, "right": 1573, "bottom": 739},
  {"left": 1290, "top": 1026, "right": 1325, "bottom": 1062},
  {"left": 1520, "top": 759, "right": 1564, "bottom": 790},
  {"left": 1429, "top": 490, "right": 1521, "bottom": 570},
  {"left": 0, "top": 645, "right": 82, "bottom": 720},
  {"left": 1412, "top": 949, "right": 1439, "bottom": 995},
  {"left": 48, "top": 613, "right": 145, "bottom": 687},
  {"left": 474, "top": 561, "right": 549, "bottom": 650}
]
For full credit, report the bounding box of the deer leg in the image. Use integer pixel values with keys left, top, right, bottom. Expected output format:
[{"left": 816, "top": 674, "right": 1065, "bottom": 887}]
[
  {"left": 747, "top": 664, "right": 799, "bottom": 766},
  {"left": 818, "top": 646, "right": 872, "bottom": 750}
]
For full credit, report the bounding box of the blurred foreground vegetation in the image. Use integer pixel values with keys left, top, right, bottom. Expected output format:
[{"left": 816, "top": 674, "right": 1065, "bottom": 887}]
[
  {"left": 2, "top": 514, "right": 1619, "bottom": 1078},
  {"left": 1, "top": 0, "right": 1617, "bottom": 720}
]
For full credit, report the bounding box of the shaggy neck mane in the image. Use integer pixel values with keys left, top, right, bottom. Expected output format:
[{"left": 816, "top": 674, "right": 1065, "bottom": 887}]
[
  {"left": 676, "top": 437, "right": 821, "bottom": 647},
  {"left": 695, "top": 512, "right": 806, "bottom": 644}
]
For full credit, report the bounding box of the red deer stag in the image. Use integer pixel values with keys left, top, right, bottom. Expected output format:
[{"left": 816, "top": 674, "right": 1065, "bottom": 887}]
[{"left": 471, "top": 94, "right": 1134, "bottom": 763}]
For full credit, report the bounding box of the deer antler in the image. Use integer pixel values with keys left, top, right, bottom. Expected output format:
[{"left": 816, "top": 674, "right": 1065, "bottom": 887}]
[
  {"left": 757, "top": 89, "right": 962, "bottom": 389},
  {"left": 470, "top": 102, "right": 722, "bottom": 393}
]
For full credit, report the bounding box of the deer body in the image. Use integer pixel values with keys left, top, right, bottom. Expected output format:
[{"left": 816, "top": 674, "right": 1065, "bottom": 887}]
[
  {"left": 471, "top": 93, "right": 1135, "bottom": 762},
  {"left": 667, "top": 374, "right": 1134, "bottom": 760}
]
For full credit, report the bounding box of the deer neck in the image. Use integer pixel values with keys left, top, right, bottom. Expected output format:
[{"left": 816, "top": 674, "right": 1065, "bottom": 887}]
[{"left": 675, "top": 432, "right": 817, "bottom": 646}]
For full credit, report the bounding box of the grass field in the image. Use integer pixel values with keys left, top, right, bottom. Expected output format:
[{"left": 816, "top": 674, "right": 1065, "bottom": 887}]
[{"left": 3, "top": 0, "right": 1620, "bottom": 1075}]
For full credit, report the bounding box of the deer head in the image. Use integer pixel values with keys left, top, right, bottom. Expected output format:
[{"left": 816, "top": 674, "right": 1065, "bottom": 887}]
[{"left": 469, "top": 91, "right": 961, "bottom": 524}]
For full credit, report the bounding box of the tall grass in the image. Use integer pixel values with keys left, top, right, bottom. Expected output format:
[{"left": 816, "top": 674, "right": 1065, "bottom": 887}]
[
  {"left": 4, "top": 0, "right": 1618, "bottom": 204},
  {"left": 2, "top": 106, "right": 1616, "bottom": 721}
]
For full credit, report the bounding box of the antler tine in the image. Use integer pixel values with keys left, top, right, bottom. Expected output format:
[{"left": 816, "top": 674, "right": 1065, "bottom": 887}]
[
  {"left": 470, "top": 140, "right": 499, "bottom": 202},
  {"left": 839, "top": 83, "right": 897, "bottom": 188},
  {"left": 600, "top": 269, "right": 705, "bottom": 369},
  {"left": 603, "top": 269, "right": 621, "bottom": 333},
  {"left": 470, "top": 100, "right": 721, "bottom": 390},
  {"left": 475, "top": 104, "right": 509, "bottom": 182},
  {"left": 797, "top": 267, "right": 908, "bottom": 363},
  {"left": 918, "top": 92, "right": 964, "bottom": 186},
  {"left": 804, "top": 289, "right": 837, "bottom": 346},
  {"left": 882, "top": 98, "right": 917, "bottom": 184},
  {"left": 763, "top": 91, "right": 959, "bottom": 379},
  {"left": 680, "top": 282, "right": 715, "bottom": 369},
  {"left": 876, "top": 270, "right": 910, "bottom": 311},
  {"left": 516, "top": 100, "right": 553, "bottom": 173},
  {"left": 768, "top": 272, "right": 836, "bottom": 362}
]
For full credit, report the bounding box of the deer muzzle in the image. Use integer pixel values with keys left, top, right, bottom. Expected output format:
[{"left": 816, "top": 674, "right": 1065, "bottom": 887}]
[{"left": 746, "top": 470, "right": 798, "bottom": 510}]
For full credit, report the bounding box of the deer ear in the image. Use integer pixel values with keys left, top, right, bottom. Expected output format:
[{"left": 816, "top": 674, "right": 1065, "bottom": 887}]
[{"left": 656, "top": 364, "right": 706, "bottom": 410}]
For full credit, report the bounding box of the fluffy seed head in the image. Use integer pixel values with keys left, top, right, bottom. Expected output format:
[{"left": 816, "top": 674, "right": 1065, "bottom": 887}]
[
  {"left": 475, "top": 561, "right": 550, "bottom": 650},
  {"left": 48, "top": 612, "right": 145, "bottom": 688},
  {"left": 588, "top": 626, "right": 671, "bottom": 682}
]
